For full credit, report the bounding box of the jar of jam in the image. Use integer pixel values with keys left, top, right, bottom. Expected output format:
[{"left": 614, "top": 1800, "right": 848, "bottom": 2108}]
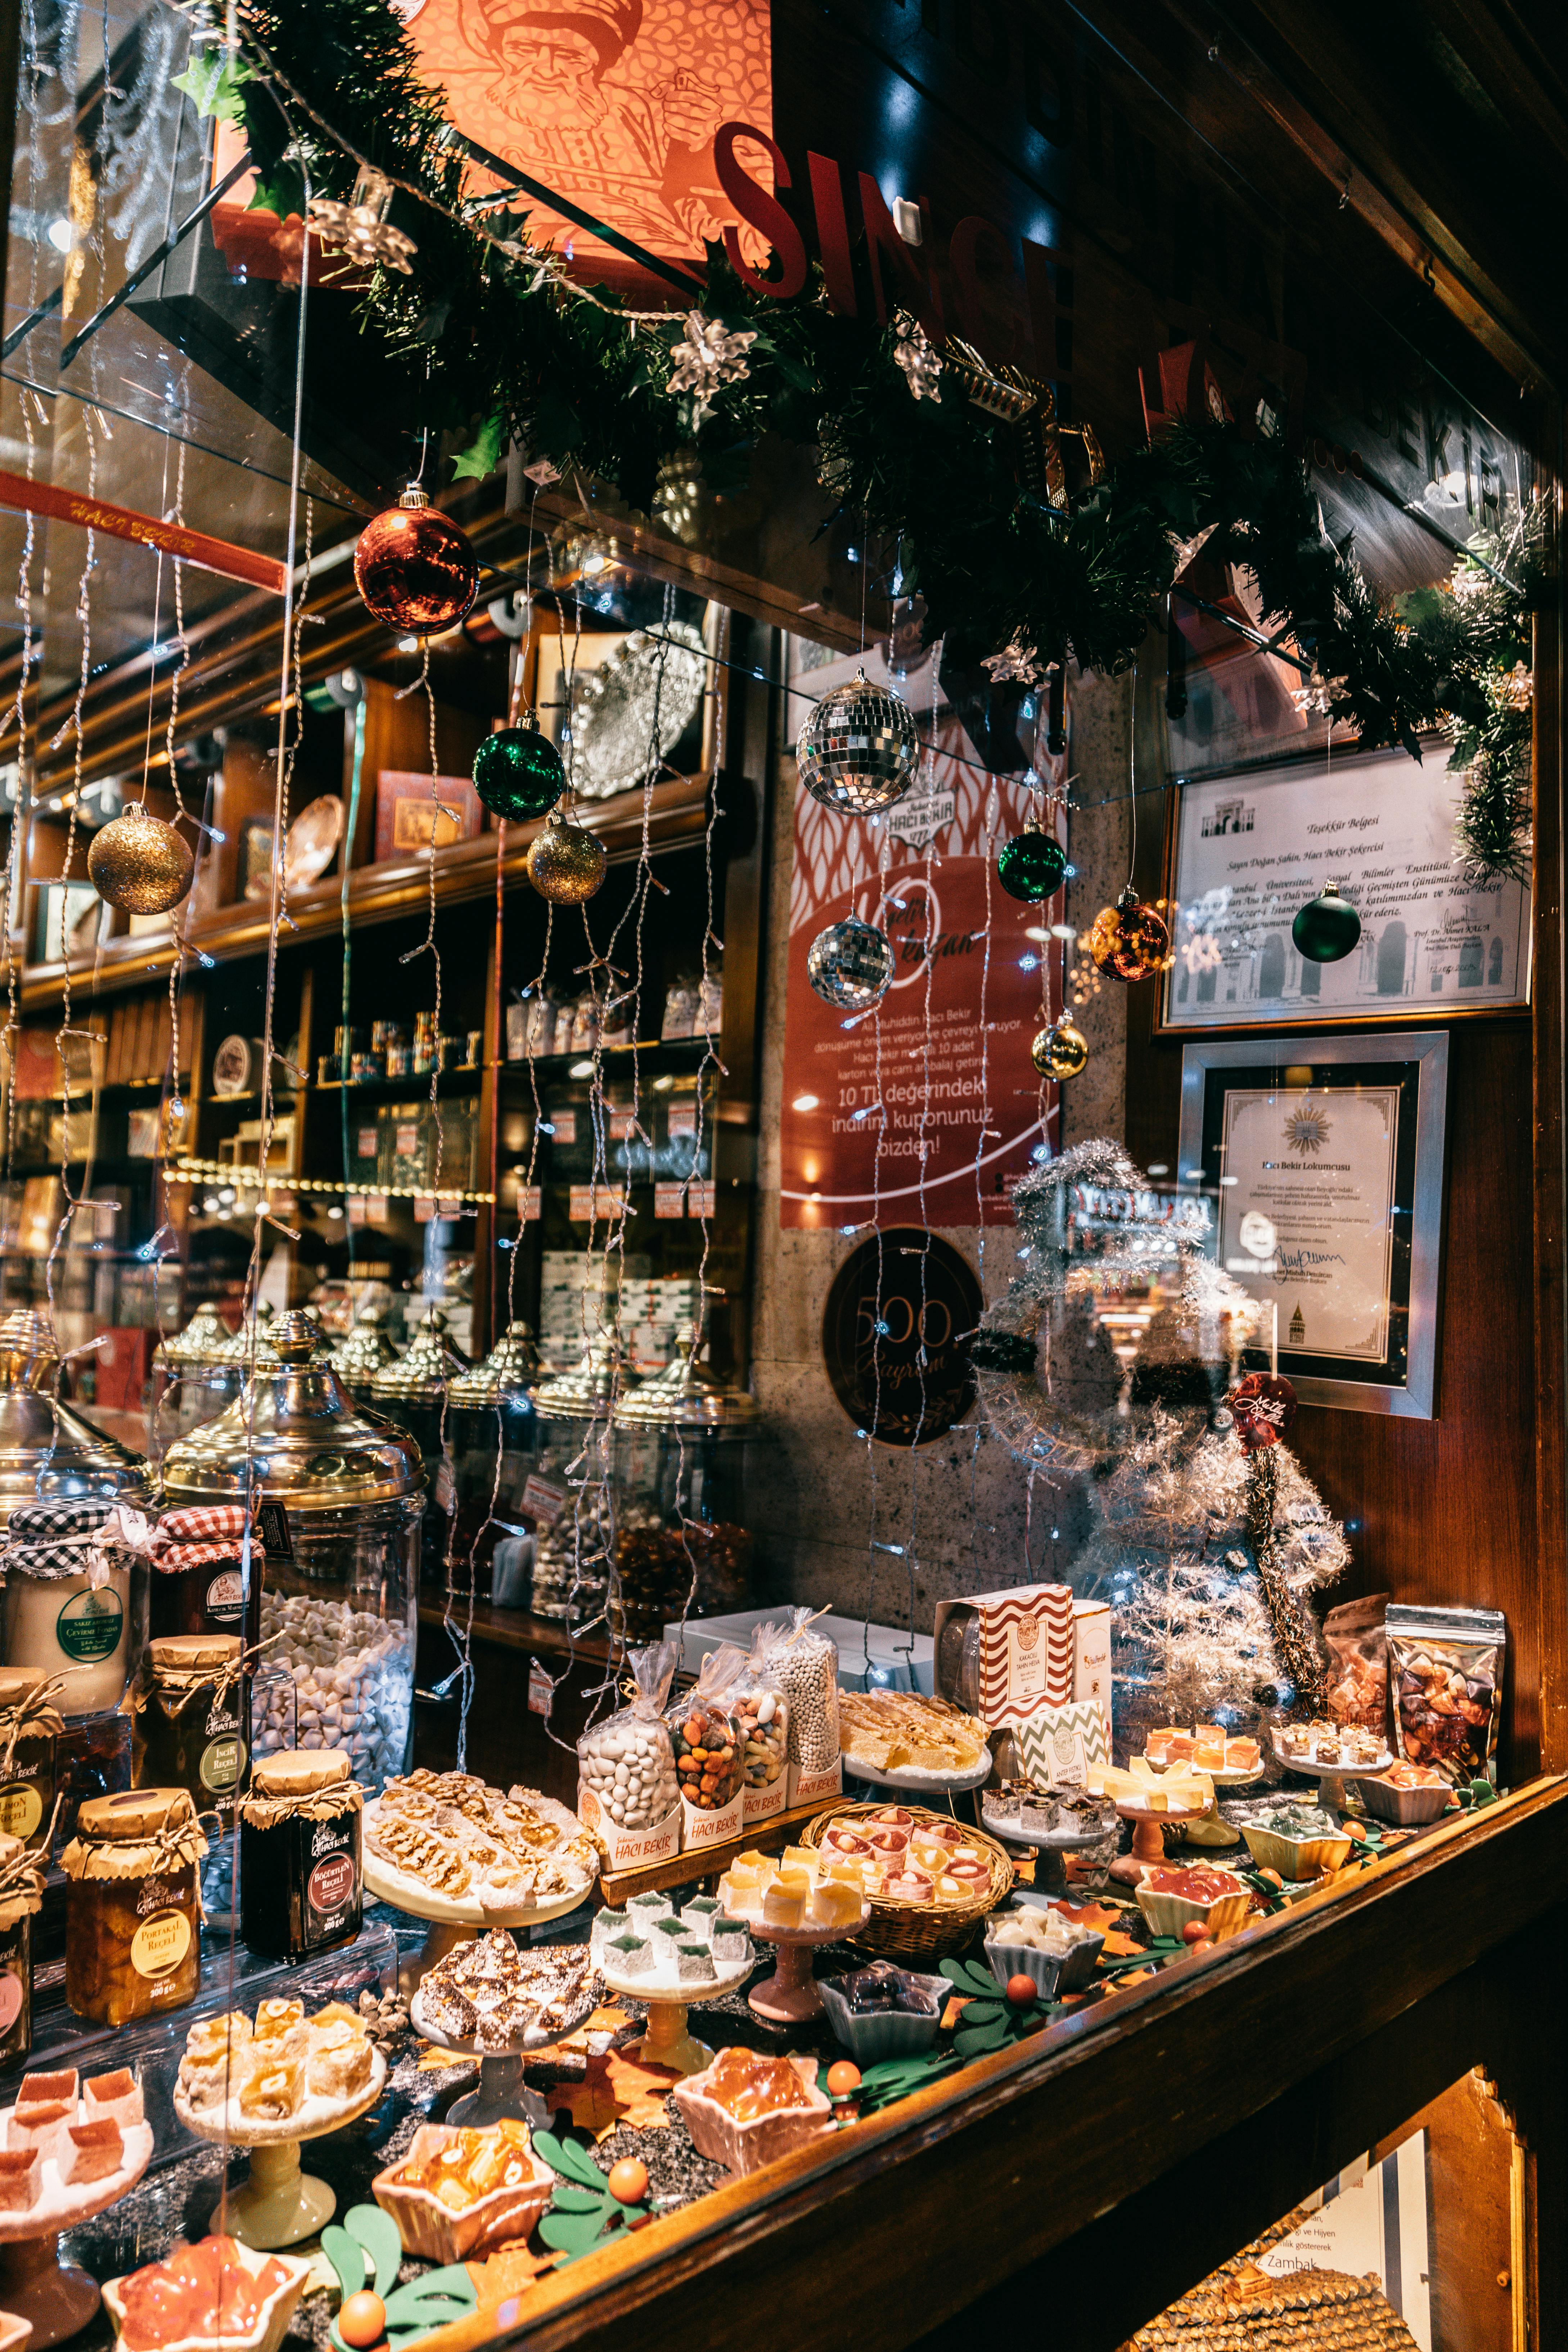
[
  {"left": 0, "top": 1831, "right": 45, "bottom": 2062},
  {"left": 134, "top": 1637, "right": 248, "bottom": 1825},
  {"left": 0, "top": 1668, "right": 62, "bottom": 1854},
  {"left": 239, "top": 1749, "right": 363, "bottom": 1961},
  {"left": 148, "top": 1507, "right": 258, "bottom": 1646},
  {"left": 60, "top": 1787, "right": 207, "bottom": 2025}
]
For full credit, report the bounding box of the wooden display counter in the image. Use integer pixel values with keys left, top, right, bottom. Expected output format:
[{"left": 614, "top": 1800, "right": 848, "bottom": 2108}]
[{"left": 423, "top": 1779, "right": 1568, "bottom": 2352}]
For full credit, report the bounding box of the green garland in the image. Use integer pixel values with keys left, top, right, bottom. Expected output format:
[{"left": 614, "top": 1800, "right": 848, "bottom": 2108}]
[{"left": 192, "top": 0, "right": 1542, "bottom": 879}]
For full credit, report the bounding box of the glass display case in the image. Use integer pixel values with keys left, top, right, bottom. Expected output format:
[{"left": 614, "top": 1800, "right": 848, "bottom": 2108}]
[
  {"left": 526, "top": 1343, "right": 635, "bottom": 1625},
  {"left": 160, "top": 1312, "right": 423, "bottom": 1794},
  {"left": 366, "top": 1308, "right": 467, "bottom": 1592},
  {"left": 609, "top": 1330, "right": 760, "bottom": 1642},
  {"left": 446, "top": 1322, "right": 542, "bottom": 1603}
]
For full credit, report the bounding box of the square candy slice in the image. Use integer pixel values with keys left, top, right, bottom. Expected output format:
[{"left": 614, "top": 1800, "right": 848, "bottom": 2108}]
[
  {"left": 239, "top": 2060, "right": 305, "bottom": 2122},
  {"left": 625, "top": 1892, "right": 667, "bottom": 1925},
  {"left": 17, "top": 2071, "right": 77, "bottom": 2110},
  {"left": 605, "top": 1934, "right": 652, "bottom": 1976},
  {"left": 60, "top": 2121, "right": 123, "bottom": 2185},
  {"left": 674, "top": 1941, "right": 716, "bottom": 1983},
  {"left": 682, "top": 1895, "right": 719, "bottom": 1921},
  {"left": 0, "top": 2150, "right": 38, "bottom": 2213},
  {"left": 83, "top": 2070, "right": 143, "bottom": 2130},
  {"left": 709, "top": 1914, "right": 750, "bottom": 1964},
  {"left": 8, "top": 2103, "right": 70, "bottom": 2156}
]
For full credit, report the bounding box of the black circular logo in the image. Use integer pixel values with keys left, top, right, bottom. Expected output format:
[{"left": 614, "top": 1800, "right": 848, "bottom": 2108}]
[{"left": 822, "top": 1228, "right": 983, "bottom": 1447}]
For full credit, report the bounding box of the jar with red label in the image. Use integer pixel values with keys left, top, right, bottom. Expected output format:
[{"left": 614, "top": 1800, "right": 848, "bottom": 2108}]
[
  {"left": 239, "top": 1748, "right": 364, "bottom": 1960},
  {"left": 60, "top": 1787, "right": 207, "bottom": 2025}
]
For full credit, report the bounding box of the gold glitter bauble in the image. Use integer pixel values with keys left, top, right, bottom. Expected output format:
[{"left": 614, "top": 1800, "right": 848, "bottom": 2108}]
[
  {"left": 1088, "top": 885, "right": 1170, "bottom": 982},
  {"left": 525, "top": 809, "right": 607, "bottom": 904},
  {"left": 1031, "top": 1020, "right": 1089, "bottom": 1078},
  {"left": 86, "top": 807, "right": 194, "bottom": 914}
]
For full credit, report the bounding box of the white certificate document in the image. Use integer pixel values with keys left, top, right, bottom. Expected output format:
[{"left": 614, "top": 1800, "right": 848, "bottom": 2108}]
[
  {"left": 1166, "top": 748, "right": 1531, "bottom": 1026},
  {"left": 1218, "top": 1086, "right": 1399, "bottom": 1360}
]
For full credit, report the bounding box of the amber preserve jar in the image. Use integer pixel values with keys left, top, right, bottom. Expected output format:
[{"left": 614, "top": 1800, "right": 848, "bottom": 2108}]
[
  {"left": 239, "top": 1749, "right": 364, "bottom": 1961},
  {"left": 0, "top": 1669, "right": 63, "bottom": 1854},
  {"left": 61, "top": 1787, "right": 207, "bottom": 2025},
  {"left": 134, "top": 1636, "right": 248, "bottom": 1825}
]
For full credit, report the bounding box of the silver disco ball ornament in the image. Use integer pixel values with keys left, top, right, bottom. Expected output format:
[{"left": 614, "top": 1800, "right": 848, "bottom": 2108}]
[
  {"left": 807, "top": 916, "right": 895, "bottom": 1009},
  {"left": 797, "top": 668, "right": 920, "bottom": 814}
]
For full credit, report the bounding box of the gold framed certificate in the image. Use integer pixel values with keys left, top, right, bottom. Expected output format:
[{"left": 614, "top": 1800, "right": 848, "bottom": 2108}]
[{"left": 1177, "top": 1030, "right": 1449, "bottom": 1418}]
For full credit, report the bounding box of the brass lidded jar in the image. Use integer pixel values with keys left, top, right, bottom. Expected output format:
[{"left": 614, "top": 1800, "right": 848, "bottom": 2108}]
[
  {"left": 160, "top": 1310, "right": 423, "bottom": 1795},
  {"left": 368, "top": 1307, "right": 469, "bottom": 1591},
  {"left": 0, "top": 1309, "right": 149, "bottom": 1526},
  {"left": 447, "top": 1322, "right": 543, "bottom": 1603},
  {"left": 528, "top": 1341, "right": 637, "bottom": 1624},
  {"left": 327, "top": 1302, "right": 402, "bottom": 1404},
  {"left": 610, "top": 1327, "right": 760, "bottom": 1641},
  {"left": 150, "top": 1302, "right": 241, "bottom": 1458}
]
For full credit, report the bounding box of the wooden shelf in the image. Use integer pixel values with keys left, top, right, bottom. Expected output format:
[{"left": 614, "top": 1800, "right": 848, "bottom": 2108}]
[
  {"left": 415, "top": 1599, "right": 614, "bottom": 1663},
  {"left": 15, "top": 772, "right": 717, "bottom": 1013},
  {"left": 596, "top": 1797, "right": 833, "bottom": 1907}
]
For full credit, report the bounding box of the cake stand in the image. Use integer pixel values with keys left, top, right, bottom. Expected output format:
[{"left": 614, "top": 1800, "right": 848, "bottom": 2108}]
[
  {"left": 747, "top": 1904, "right": 871, "bottom": 2023},
  {"left": 362, "top": 1799, "right": 597, "bottom": 1986},
  {"left": 408, "top": 1979, "right": 600, "bottom": 2130},
  {"left": 1109, "top": 1793, "right": 1213, "bottom": 1887},
  {"left": 596, "top": 1951, "right": 755, "bottom": 2077},
  {"left": 0, "top": 2117, "right": 152, "bottom": 2347},
  {"left": 174, "top": 2049, "right": 388, "bottom": 2249},
  {"left": 1274, "top": 1738, "right": 1394, "bottom": 1815},
  {"left": 842, "top": 1748, "right": 993, "bottom": 1795},
  {"left": 978, "top": 1804, "right": 1114, "bottom": 1895}
]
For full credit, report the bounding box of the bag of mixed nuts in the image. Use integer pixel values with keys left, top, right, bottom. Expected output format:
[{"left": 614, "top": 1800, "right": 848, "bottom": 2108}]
[{"left": 1385, "top": 1603, "right": 1506, "bottom": 1785}]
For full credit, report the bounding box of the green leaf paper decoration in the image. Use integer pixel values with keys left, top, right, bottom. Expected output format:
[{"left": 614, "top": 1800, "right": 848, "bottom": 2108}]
[
  {"left": 532, "top": 2128, "right": 605, "bottom": 2191},
  {"left": 320, "top": 2227, "right": 366, "bottom": 2305},
  {"left": 344, "top": 2206, "right": 403, "bottom": 2300}
]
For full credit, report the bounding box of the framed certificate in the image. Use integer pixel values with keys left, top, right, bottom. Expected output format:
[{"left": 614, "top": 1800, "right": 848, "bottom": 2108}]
[
  {"left": 1158, "top": 743, "right": 1531, "bottom": 1033},
  {"left": 1177, "top": 1030, "right": 1450, "bottom": 1418}
]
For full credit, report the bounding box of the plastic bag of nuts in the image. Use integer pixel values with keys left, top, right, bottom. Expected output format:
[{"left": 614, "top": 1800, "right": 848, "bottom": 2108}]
[
  {"left": 577, "top": 1640, "right": 682, "bottom": 1833},
  {"left": 1386, "top": 1603, "right": 1506, "bottom": 1785},
  {"left": 730, "top": 1623, "right": 790, "bottom": 1795},
  {"left": 666, "top": 1646, "right": 747, "bottom": 1816},
  {"left": 759, "top": 1608, "right": 840, "bottom": 1775},
  {"left": 1321, "top": 1594, "right": 1390, "bottom": 1738}
]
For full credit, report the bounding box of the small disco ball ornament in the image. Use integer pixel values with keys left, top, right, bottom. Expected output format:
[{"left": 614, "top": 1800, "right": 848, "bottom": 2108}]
[
  {"left": 525, "top": 807, "right": 607, "bottom": 904},
  {"left": 1029, "top": 1019, "right": 1089, "bottom": 1079},
  {"left": 1088, "top": 884, "right": 1170, "bottom": 982},
  {"left": 353, "top": 486, "right": 481, "bottom": 635},
  {"left": 473, "top": 715, "right": 566, "bottom": 822},
  {"left": 997, "top": 824, "right": 1068, "bottom": 903},
  {"left": 86, "top": 805, "right": 194, "bottom": 914},
  {"left": 807, "top": 916, "right": 893, "bottom": 1010},
  {"left": 796, "top": 669, "right": 920, "bottom": 815},
  {"left": 1227, "top": 1371, "right": 1298, "bottom": 1453},
  {"left": 1292, "top": 880, "right": 1362, "bottom": 965}
]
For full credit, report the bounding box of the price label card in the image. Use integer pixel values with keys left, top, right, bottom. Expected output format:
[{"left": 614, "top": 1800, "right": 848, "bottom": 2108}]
[
  {"left": 528, "top": 1659, "right": 554, "bottom": 1717},
  {"left": 654, "top": 1183, "right": 686, "bottom": 1219},
  {"left": 551, "top": 1110, "right": 577, "bottom": 1145},
  {"left": 414, "top": 1196, "right": 435, "bottom": 1223},
  {"left": 667, "top": 1103, "right": 698, "bottom": 1137},
  {"left": 687, "top": 1181, "right": 716, "bottom": 1217},
  {"left": 608, "top": 1109, "right": 636, "bottom": 1142},
  {"left": 522, "top": 1474, "right": 568, "bottom": 1527},
  {"left": 517, "top": 1186, "right": 542, "bottom": 1223}
]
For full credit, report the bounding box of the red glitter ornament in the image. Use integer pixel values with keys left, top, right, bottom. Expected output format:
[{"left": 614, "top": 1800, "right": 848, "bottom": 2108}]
[
  {"left": 1227, "top": 1371, "right": 1298, "bottom": 1452},
  {"left": 354, "top": 487, "right": 480, "bottom": 634}
]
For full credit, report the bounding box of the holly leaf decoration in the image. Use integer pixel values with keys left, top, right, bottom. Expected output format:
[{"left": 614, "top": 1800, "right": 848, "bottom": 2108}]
[
  {"left": 452, "top": 413, "right": 507, "bottom": 482},
  {"left": 320, "top": 2227, "right": 365, "bottom": 2303},
  {"left": 171, "top": 48, "right": 250, "bottom": 121},
  {"left": 539, "top": 2209, "right": 614, "bottom": 2258},
  {"left": 531, "top": 2129, "right": 605, "bottom": 2189},
  {"left": 343, "top": 2205, "right": 402, "bottom": 2299},
  {"left": 940, "top": 1956, "right": 1002, "bottom": 2001},
  {"left": 856, "top": 2049, "right": 961, "bottom": 2107},
  {"left": 381, "top": 2264, "right": 478, "bottom": 2343},
  {"left": 549, "top": 2184, "right": 609, "bottom": 2213}
]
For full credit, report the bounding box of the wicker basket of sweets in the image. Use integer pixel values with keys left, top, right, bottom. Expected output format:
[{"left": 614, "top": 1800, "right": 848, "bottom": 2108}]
[{"left": 801, "top": 1800, "right": 1013, "bottom": 1960}]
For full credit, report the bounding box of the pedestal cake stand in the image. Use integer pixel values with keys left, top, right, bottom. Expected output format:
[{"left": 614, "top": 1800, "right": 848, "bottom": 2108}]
[
  {"left": 747, "top": 1904, "right": 871, "bottom": 2024},
  {"left": 1274, "top": 1740, "right": 1394, "bottom": 1816},
  {"left": 174, "top": 2049, "right": 388, "bottom": 2249},
  {"left": 408, "top": 1979, "right": 600, "bottom": 2130},
  {"left": 595, "top": 1951, "right": 755, "bottom": 2078},
  {"left": 0, "top": 2114, "right": 152, "bottom": 2347}
]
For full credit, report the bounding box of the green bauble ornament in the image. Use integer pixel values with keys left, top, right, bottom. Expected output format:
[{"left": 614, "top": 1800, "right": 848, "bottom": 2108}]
[
  {"left": 473, "top": 715, "right": 566, "bottom": 821},
  {"left": 996, "top": 824, "right": 1068, "bottom": 902},
  {"left": 1292, "top": 880, "right": 1361, "bottom": 964}
]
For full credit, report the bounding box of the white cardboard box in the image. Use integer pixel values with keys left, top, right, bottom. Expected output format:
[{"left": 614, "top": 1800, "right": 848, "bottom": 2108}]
[{"left": 665, "top": 1610, "right": 934, "bottom": 1694}]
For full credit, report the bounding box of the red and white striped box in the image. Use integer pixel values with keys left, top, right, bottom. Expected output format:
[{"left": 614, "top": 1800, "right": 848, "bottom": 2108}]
[{"left": 932, "top": 1584, "right": 1073, "bottom": 1727}]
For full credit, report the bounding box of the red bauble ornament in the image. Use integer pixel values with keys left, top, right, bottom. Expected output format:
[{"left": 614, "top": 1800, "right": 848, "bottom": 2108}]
[
  {"left": 354, "top": 486, "right": 481, "bottom": 635},
  {"left": 1088, "top": 885, "right": 1170, "bottom": 982},
  {"left": 1228, "top": 1371, "right": 1298, "bottom": 1452}
]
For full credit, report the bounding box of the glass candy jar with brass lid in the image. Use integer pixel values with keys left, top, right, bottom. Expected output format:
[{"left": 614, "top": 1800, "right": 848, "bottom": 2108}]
[
  {"left": 160, "top": 1310, "right": 423, "bottom": 1796},
  {"left": 62, "top": 1786, "right": 207, "bottom": 2024},
  {"left": 239, "top": 1748, "right": 363, "bottom": 1961},
  {"left": 0, "top": 1668, "right": 63, "bottom": 1854},
  {"left": 367, "top": 1307, "right": 468, "bottom": 1592},
  {"left": 528, "top": 1342, "right": 638, "bottom": 1623},
  {"left": 150, "top": 1302, "right": 242, "bottom": 1459},
  {"left": 327, "top": 1302, "right": 402, "bottom": 1405},
  {"left": 446, "top": 1322, "right": 543, "bottom": 1603},
  {"left": 0, "top": 1310, "right": 149, "bottom": 1530},
  {"left": 610, "top": 1329, "right": 760, "bottom": 1643},
  {"left": 134, "top": 1635, "right": 249, "bottom": 1825}
]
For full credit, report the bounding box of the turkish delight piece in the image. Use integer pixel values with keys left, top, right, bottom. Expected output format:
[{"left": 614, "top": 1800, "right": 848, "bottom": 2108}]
[
  {"left": 806, "top": 1875, "right": 863, "bottom": 1931},
  {"left": 605, "top": 1934, "right": 652, "bottom": 1975},
  {"left": 0, "top": 2149, "right": 38, "bottom": 2212},
  {"left": 17, "top": 2070, "right": 77, "bottom": 2110},
  {"left": 60, "top": 2120, "right": 123, "bottom": 2186},
  {"left": 681, "top": 1895, "right": 720, "bottom": 1931},
  {"left": 709, "top": 1913, "right": 750, "bottom": 1965},
  {"left": 83, "top": 2069, "right": 143, "bottom": 2130},
  {"left": 7, "top": 2101, "right": 70, "bottom": 2157},
  {"left": 674, "top": 1941, "right": 716, "bottom": 1983},
  {"left": 239, "top": 2059, "right": 305, "bottom": 2123},
  {"left": 762, "top": 1867, "right": 811, "bottom": 1929}
]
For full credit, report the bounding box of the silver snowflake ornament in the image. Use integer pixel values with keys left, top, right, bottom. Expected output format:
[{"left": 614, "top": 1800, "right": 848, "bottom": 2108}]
[
  {"left": 667, "top": 310, "right": 758, "bottom": 419},
  {"left": 982, "top": 638, "right": 1047, "bottom": 687},
  {"left": 892, "top": 310, "right": 943, "bottom": 402}
]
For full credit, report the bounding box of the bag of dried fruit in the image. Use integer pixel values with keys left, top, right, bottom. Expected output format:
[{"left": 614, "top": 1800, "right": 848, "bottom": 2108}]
[
  {"left": 729, "top": 1623, "right": 791, "bottom": 1796},
  {"left": 665, "top": 1644, "right": 748, "bottom": 1815}
]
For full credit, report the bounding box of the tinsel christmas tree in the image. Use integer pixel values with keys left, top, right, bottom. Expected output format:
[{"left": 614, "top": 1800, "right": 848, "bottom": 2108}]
[{"left": 973, "top": 1142, "right": 1351, "bottom": 1746}]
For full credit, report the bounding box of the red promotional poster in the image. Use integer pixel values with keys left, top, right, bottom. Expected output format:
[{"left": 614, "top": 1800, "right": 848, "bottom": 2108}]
[{"left": 779, "top": 716, "right": 1067, "bottom": 1230}]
